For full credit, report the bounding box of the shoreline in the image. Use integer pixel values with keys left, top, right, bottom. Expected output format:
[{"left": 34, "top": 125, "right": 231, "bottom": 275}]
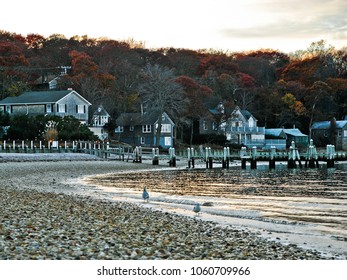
[{"left": 0, "top": 153, "right": 345, "bottom": 259}]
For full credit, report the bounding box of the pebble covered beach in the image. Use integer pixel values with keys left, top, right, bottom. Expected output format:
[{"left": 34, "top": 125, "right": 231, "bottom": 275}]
[{"left": 0, "top": 153, "right": 331, "bottom": 260}]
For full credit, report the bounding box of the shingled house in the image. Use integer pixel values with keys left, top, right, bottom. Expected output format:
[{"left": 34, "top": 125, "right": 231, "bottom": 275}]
[
  {"left": 225, "top": 106, "right": 265, "bottom": 147},
  {"left": 89, "top": 105, "right": 111, "bottom": 140},
  {"left": 0, "top": 89, "right": 91, "bottom": 124},
  {"left": 311, "top": 119, "right": 347, "bottom": 150},
  {"left": 115, "top": 112, "right": 175, "bottom": 148}
]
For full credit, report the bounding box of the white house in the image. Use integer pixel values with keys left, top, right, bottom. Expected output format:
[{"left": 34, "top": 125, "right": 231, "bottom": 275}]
[
  {"left": 226, "top": 106, "right": 265, "bottom": 147},
  {"left": 89, "top": 105, "right": 111, "bottom": 140}
]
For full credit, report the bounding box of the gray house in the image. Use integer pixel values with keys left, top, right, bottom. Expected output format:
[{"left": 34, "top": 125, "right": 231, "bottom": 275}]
[
  {"left": 199, "top": 102, "right": 226, "bottom": 135},
  {"left": 115, "top": 112, "right": 175, "bottom": 148},
  {"left": 311, "top": 120, "right": 347, "bottom": 150},
  {"left": 0, "top": 89, "right": 91, "bottom": 124}
]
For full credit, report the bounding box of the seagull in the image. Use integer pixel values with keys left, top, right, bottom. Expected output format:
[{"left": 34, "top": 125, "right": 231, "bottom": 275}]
[
  {"left": 142, "top": 186, "right": 149, "bottom": 203},
  {"left": 193, "top": 203, "right": 201, "bottom": 216}
]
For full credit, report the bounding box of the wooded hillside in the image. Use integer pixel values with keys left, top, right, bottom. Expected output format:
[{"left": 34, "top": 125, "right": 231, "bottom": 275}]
[{"left": 1, "top": 30, "right": 347, "bottom": 138}]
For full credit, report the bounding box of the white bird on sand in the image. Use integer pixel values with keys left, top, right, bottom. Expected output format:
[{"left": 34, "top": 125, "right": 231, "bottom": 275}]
[
  {"left": 142, "top": 186, "right": 149, "bottom": 203},
  {"left": 193, "top": 203, "right": 201, "bottom": 216}
]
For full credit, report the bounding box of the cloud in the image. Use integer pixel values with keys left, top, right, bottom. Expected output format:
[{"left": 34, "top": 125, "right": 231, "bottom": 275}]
[{"left": 221, "top": 0, "right": 347, "bottom": 40}]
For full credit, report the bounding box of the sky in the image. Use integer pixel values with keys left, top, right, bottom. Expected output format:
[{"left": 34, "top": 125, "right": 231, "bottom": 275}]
[{"left": 1, "top": 0, "right": 347, "bottom": 53}]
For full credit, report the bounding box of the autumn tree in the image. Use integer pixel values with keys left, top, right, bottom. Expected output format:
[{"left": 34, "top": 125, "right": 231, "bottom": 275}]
[
  {"left": 306, "top": 81, "right": 332, "bottom": 139},
  {"left": 138, "top": 63, "right": 187, "bottom": 147},
  {"left": 234, "top": 49, "right": 288, "bottom": 87},
  {"left": 176, "top": 76, "right": 213, "bottom": 144},
  {"left": 68, "top": 50, "right": 116, "bottom": 112},
  {"left": 0, "top": 40, "right": 29, "bottom": 98},
  {"left": 326, "top": 78, "right": 347, "bottom": 119}
]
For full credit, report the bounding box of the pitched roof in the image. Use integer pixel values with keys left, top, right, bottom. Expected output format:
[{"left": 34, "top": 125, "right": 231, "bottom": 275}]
[
  {"left": 283, "top": 128, "right": 308, "bottom": 137},
  {"left": 93, "top": 105, "right": 110, "bottom": 117},
  {"left": 266, "top": 128, "right": 307, "bottom": 138},
  {"left": 0, "top": 90, "right": 91, "bottom": 105},
  {"left": 240, "top": 109, "right": 253, "bottom": 120},
  {"left": 231, "top": 106, "right": 257, "bottom": 121},
  {"left": 312, "top": 120, "right": 347, "bottom": 129},
  {"left": 116, "top": 112, "right": 158, "bottom": 126},
  {"left": 265, "top": 128, "right": 286, "bottom": 138},
  {"left": 116, "top": 112, "right": 174, "bottom": 126}
]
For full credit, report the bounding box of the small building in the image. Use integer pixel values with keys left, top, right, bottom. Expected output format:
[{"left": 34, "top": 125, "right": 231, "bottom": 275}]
[
  {"left": 115, "top": 112, "right": 175, "bottom": 148},
  {"left": 0, "top": 89, "right": 91, "bottom": 124},
  {"left": 265, "top": 128, "right": 308, "bottom": 149},
  {"left": 311, "top": 120, "right": 347, "bottom": 150},
  {"left": 225, "top": 106, "right": 265, "bottom": 147},
  {"left": 199, "top": 102, "right": 227, "bottom": 135},
  {"left": 89, "top": 105, "right": 111, "bottom": 140}
]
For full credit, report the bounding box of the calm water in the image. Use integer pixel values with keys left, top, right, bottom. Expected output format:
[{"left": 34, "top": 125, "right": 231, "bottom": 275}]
[{"left": 88, "top": 162, "right": 347, "bottom": 256}]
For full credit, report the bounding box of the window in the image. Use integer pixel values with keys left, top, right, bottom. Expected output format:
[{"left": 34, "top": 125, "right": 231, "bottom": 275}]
[
  {"left": 344, "top": 130, "right": 347, "bottom": 137},
  {"left": 142, "top": 125, "right": 151, "bottom": 133},
  {"left": 57, "top": 104, "right": 66, "bottom": 113},
  {"left": 140, "top": 137, "right": 145, "bottom": 145},
  {"left": 338, "top": 130, "right": 342, "bottom": 137},
  {"left": 115, "top": 126, "right": 124, "bottom": 133},
  {"left": 129, "top": 126, "right": 134, "bottom": 132},
  {"left": 76, "top": 105, "right": 85, "bottom": 114},
  {"left": 5, "top": 105, "right": 11, "bottom": 114},
  {"left": 161, "top": 124, "right": 171, "bottom": 133},
  {"left": 203, "top": 121, "right": 208, "bottom": 130},
  {"left": 164, "top": 137, "right": 171, "bottom": 146},
  {"left": 212, "top": 122, "right": 218, "bottom": 130},
  {"left": 46, "top": 104, "right": 52, "bottom": 113}
]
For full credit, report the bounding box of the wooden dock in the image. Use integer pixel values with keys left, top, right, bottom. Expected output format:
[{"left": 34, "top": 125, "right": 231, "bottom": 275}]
[{"left": 1, "top": 140, "right": 347, "bottom": 169}]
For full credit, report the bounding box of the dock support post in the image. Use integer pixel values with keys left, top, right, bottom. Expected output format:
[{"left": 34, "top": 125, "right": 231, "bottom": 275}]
[
  {"left": 269, "top": 146, "right": 276, "bottom": 169},
  {"left": 169, "top": 147, "right": 176, "bottom": 167},
  {"left": 251, "top": 146, "right": 257, "bottom": 169},
  {"left": 226, "top": 147, "right": 230, "bottom": 168},
  {"left": 205, "top": 147, "right": 213, "bottom": 169},
  {"left": 134, "top": 146, "right": 142, "bottom": 163},
  {"left": 187, "top": 147, "right": 195, "bottom": 168},
  {"left": 152, "top": 148, "right": 159, "bottom": 165},
  {"left": 223, "top": 147, "right": 229, "bottom": 168},
  {"left": 288, "top": 143, "right": 296, "bottom": 168},
  {"left": 326, "top": 144, "right": 335, "bottom": 168},
  {"left": 305, "top": 139, "right": 319, "bottom": 168},
  {"left": 240, "top": 147, "right": 247, "bottom": 169}
]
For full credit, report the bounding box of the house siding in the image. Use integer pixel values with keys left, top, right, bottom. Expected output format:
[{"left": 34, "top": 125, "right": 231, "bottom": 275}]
[
  {"left": 0, "top": 90, "right": 91, "bottom": 123},
  {"left": 311, "top": 121, "right": 347, "bottom": 150},
  {"left": 9, "top": 104, "right": 46, "bottom": 115},
  {"left": 115, "top": 112, "right": 175, "bottom": 148},
  {"left": 55, "top": 93, "right": 89, "bottom": 122}
]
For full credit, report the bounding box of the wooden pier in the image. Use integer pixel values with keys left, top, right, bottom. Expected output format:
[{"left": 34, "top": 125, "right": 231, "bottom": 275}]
[{"left": 1, "top": 139, "right": 347, "bottom": 169}]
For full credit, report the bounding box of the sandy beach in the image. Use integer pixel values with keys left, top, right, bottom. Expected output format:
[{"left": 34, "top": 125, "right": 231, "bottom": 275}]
[{"left": 0, "top": 153, "right": 343, "bottom": 259}]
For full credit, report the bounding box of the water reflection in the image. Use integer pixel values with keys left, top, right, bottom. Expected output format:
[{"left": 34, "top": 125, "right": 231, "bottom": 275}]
[
  {"left": 93, "top": 163, "right": 347, "bottom": 199},
  {"left": 88, "top": 163, "right": 347, "bottom": 241}
]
